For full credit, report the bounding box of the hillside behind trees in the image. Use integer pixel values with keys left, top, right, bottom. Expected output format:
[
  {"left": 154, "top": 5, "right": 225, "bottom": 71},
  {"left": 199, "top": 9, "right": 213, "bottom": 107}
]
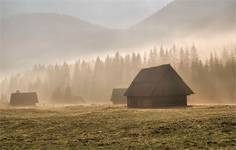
[{"left": 1, "top": 0, "right": 235, "bottom": 73}]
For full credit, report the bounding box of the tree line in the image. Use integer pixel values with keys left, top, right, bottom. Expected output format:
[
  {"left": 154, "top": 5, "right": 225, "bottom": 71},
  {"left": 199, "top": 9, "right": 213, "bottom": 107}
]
[{"left": 0, "top": 45, "right": 235, "bottom": 104}]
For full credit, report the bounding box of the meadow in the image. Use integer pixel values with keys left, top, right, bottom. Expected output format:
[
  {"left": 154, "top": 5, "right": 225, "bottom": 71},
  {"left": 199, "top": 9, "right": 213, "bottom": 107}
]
[{"left": 0, "top": 105, "right": 235, "bottom": 149}]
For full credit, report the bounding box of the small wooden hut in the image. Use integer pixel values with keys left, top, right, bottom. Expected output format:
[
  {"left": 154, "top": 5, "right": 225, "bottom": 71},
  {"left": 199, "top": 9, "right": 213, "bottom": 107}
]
[
  {"left": 10, "top": 91, "right": 39, "bottom": 106},
  {"left": 124, "top": 64, "right": 194, "bottom": 108},
  {"left": 111, "top": 88, "right": 127, "bottom": 104}
]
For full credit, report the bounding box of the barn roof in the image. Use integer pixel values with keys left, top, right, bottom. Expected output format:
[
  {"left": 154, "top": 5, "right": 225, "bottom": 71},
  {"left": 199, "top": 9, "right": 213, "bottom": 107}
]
[
  {"left": 124, "top": 64, "right": 194, "bottom": 97},
  {"left": 111, "top": 88, "right": 127, "bottom": 101}
]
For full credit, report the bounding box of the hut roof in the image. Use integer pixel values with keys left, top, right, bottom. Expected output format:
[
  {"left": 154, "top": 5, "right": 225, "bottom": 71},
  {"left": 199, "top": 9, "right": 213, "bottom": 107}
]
[
  {"left": 10, "top": 92, "right": 38, "bottom": 106},
  {"left": 124, "top": 64, "right": 194, "bottom": 97},
  {"left": 111, "top": 88, "right": 127, "bottom": 101}
]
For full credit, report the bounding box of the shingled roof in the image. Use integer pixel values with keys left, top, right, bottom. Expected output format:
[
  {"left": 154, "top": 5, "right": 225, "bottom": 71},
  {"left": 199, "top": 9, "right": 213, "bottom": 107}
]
[
  {"left": 111, "top": 88, "right": 127, "bottom": 100},
  {"left": 124, "top": 64, "right": 194, "bottom": 97},
  {"left": 111, "top": 88, "right": 127, "bottom": 104}
]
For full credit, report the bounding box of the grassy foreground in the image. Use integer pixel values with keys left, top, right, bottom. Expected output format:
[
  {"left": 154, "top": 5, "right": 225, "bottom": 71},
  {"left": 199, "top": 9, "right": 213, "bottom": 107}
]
[{"left": 0, "top": 105, "right": 235, "bottom": 149}]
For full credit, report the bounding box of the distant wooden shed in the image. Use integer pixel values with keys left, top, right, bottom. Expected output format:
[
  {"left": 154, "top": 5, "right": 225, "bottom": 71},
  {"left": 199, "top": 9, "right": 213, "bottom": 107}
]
[
  {"left": 10, "top": 91, "right": 39, "bottom": 106},
  {"left": 124, "top": 64, "right": 194, "bottom": 108},
  {"left": 111, "top": 88, "right": 127, "bottom": 104}
]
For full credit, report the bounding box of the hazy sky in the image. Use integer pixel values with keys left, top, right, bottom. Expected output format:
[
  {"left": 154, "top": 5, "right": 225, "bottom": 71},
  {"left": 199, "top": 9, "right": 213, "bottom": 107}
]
[{"left": 0, "top": 0, "right": 173, "bottom": 28}]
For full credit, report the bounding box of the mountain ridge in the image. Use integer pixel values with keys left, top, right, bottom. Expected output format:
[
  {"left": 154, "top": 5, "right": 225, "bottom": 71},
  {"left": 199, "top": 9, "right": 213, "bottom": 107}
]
[
  {"left": 1, "top": 0, "right": 236, "bottom": 73},
  {"left": 129, "top": 0, "right": 236, "bottom": 43}
]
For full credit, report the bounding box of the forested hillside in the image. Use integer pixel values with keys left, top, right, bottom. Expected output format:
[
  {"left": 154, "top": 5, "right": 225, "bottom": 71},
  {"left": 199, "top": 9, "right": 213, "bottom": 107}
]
[{"left": 0, "top": 45, "right": 235, "bottom": 104}]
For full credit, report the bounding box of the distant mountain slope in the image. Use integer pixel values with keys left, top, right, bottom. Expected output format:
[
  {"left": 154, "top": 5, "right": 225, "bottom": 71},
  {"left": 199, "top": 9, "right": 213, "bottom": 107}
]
[
  {"left": 0, "top": 13, "right": 118, "bottom": 72},
  {"left": 1, "top": 0, "right": 236, "bottom": 73},
  {"left": 129, "top": 0, "right": 236, "bottom": 42}
]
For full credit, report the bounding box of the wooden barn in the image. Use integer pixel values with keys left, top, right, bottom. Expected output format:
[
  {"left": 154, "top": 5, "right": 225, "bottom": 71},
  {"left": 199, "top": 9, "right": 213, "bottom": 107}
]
[
  {"left": 124, "top": 64, "right": 194, "bottom": 108},
  {"left": 10, "top": 91, "right": 39, "bottom": 106},
  {"left": 111, "top": 88, "right": 127, "bottom": 104}
]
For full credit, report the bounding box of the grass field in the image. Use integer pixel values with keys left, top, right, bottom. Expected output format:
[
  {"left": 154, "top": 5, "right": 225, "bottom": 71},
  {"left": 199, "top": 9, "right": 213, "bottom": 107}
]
[{"left": 0, "top": 105, "right": 235, "bottom": 149}]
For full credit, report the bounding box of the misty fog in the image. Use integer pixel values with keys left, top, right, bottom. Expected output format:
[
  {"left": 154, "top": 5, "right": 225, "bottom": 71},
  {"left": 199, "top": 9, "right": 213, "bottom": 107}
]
[
  {"left": 0, "top": 0, "right": 236, "bottom": 106},
  {"left": 0, "top": 45, "right": 235, "bottom": 106}
]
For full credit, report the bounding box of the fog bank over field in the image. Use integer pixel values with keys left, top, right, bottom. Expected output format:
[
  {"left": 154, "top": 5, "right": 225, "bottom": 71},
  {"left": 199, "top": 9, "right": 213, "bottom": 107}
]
[
  {"left": 0, "top": 0, "right": 235, "bottom": 105},
  {"left": 0, "top": 45, "right": 235, "bottom": 106}
]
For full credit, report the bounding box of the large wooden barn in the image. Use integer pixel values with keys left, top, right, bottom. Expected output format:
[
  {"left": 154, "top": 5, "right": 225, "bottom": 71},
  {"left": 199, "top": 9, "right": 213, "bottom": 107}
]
[
  {"left": 111, "top": 88, "right": 127, "bottom": 104},
  {"left": 124, "top": 64, "right": 194, "bottom": 108},
  {"left": 10, "top": 91, "right": 39, "bottom": 106}
]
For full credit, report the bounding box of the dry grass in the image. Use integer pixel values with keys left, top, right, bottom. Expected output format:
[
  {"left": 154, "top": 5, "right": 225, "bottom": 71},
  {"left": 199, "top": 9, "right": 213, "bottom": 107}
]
[{"left": 0, "top": 105, "right": 235, "bottom": 149}]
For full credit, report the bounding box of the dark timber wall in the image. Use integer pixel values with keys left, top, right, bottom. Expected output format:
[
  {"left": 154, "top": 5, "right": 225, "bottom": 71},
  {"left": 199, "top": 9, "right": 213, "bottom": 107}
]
[
  {"left": 10, "top": 92, "right": 38, "bottom": 106},
  {"left": 127, "top": 96, "right": 187, "bottom": 108}
]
